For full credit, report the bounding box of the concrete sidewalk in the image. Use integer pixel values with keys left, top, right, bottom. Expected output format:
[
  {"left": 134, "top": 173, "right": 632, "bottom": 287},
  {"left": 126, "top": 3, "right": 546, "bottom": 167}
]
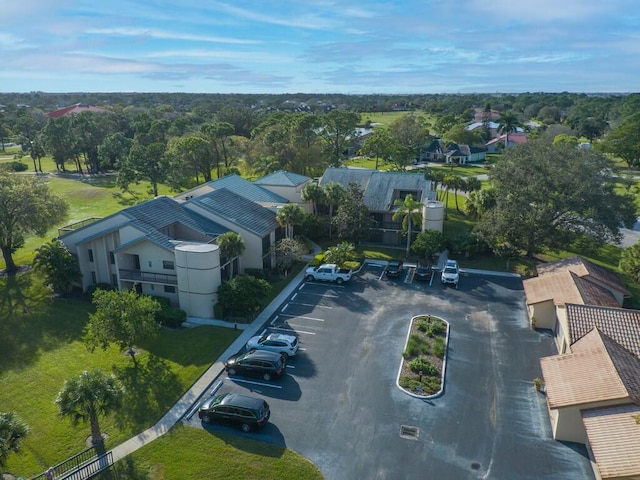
[{"left": 108, "top": 264, "right": 312, "bottom": 462}]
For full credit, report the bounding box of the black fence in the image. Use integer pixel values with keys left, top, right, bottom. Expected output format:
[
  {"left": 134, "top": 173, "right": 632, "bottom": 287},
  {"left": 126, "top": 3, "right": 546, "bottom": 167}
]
[{"left": 29, "top": 447, "right": 113, "bottom": 480}]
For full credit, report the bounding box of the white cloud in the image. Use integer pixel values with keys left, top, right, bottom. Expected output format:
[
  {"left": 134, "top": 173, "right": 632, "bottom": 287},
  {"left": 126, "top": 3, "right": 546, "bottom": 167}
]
[{"left": 85, "top": 27, "right": 261, "bottom": 45}]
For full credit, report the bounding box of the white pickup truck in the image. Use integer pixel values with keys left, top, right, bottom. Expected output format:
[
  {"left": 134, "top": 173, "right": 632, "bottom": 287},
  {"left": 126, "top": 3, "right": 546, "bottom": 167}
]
[{"left": 305, "top": 264, "right": 352, "bottom": 284}]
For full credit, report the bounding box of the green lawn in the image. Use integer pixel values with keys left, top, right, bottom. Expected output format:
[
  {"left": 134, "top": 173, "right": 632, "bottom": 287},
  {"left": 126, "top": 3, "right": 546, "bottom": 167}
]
[
  {"left": 105, "top": 425, "right": 323, "bottom": 480},
  {"left": 2, "top": 173, "right": 174, "bottom": 270},
  {"left": 360, "top": 111, "right": 437, "bottom": 128},
  {"left": 0, "top": 270, "right": 241, "bottom": 477}
]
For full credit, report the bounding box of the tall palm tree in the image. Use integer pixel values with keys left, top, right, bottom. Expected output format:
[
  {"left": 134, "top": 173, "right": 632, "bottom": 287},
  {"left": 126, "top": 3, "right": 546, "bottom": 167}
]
[
  {"left": 56, "top": 370, "right": 123, "bottom": 445},
  {"left": 442, "top": 174, "right": 457, "bottom": 219},
  {"left": 497, "top": 111, "right": 521, "bottom": 150},
  {"left": 301, "top": 182, "right": 325, "bottom": 215},
  {"left": 216, "top": 232, "right": 246, "bottom": 279},
  {"left": 276, "top": 203, "right": 306, "bottom": 239},
  {"left": 0, "top": 412, "right": 29, "bottom": 472},
  {"left": 392, "top": 194, "right": 423, "bottom": 258},
  {"left": 323, "top": 182, "right": 346, "bottom": 239}
]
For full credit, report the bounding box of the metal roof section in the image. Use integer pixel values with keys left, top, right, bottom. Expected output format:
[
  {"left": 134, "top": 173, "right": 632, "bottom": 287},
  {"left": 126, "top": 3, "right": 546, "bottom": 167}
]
[
  {"left": 254, "top": 170, "right": 311, "bottom": 187},
  {"left": 197, "top": 174, "right": 289, "bottom": 204},
  {"left": 319, "top": 168, "right": 435, "bottom": 212},
  {"left": 191, "top": 188, "right": 279, "bottom": 237}
]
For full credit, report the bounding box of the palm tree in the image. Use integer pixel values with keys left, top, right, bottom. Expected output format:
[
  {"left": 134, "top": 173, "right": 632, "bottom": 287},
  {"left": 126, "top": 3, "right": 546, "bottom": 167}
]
[
  {"left": 0, "top": 412, "right": 29, "bottom": 472},
  {"left": 32, "top": 239, "right": 82, "bottom": 295},
  {"left": 442, "top": 174, "right": 457, "bottom": 219},
  {"left": 56, "top": 370, "right": 123, "bottom": 445},
  {"left": 497, "top": 111, "right": 521, "bottom": 150},
  {"left": 216, "top": 232, "right": 246, "bottom": 279},
  {"left": 276, "top": 204, "right": 306, "bottom": 239},
  {"left": 301, "top": 182, "right": 325, "bottom": 215},
  {"left": 392, "top": 194, "right": 423, "bottom": 258},
  {"left": 323, "top": 182, "right": 346, "bottom": 239}
]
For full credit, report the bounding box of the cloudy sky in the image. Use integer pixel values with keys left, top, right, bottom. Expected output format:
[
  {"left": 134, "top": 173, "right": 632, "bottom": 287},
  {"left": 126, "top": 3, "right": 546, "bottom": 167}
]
[{"left": 2, "top": 0, "right": 638, "bottom": 94}]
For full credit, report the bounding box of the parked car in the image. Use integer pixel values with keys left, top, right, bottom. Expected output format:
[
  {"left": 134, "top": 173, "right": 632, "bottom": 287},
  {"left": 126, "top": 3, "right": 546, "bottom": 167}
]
[
  {"left": 440, "top": 259, "right": 459, "bottom": 286},
  {"left": 224, "top": 349, "right": 286, "bottom": 381},
  {"left": 305, "top": 263, "right": 352, "bottom": 284},
  {"left": 198, "top": 392, "right": 270, "bottom": 432},
  {"left": 246, "top": 332, "right": 299, "bottom": 359},
  {"left": 386, "top": 260, "right": 404, "bottom": 277},
  {"left": 414, "top": 263, "right": 433, "bottom": 281}
]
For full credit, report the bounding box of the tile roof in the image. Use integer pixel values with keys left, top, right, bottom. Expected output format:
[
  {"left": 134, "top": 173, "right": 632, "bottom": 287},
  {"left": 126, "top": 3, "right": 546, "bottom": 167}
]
[
  {"left": 68, "top": 196, "right": 228, "bottom": 251},
  {"left": 523, "top": 271, "right": 619, "bottom": 307},
  {"left": 582, "top": 404, "right": 640, "bottom": 479},
  {"left": 46, "top": 103, "right": 110, "bottom": 118},
  {"left": 182, "top": 174, "right": 288, "bottom": 205},
  {"left": 566, "top": 303, "right": 640, "bottom": 359},
  {"left": 485, "top": 133, "right": 528, "bottom": 146},
  {"left": 254, "top": 170, "right": 311, "bottom": 187},
  {"left": 190, "top": 188, "right": 279, "bottom": 237},
  {"left": 536, "top": 256, "right": 630, "bottom": 297},
  {"left": 540, "top": 328, "right": 640, "bottom": 408},
  {"left": 319, "top": 168, "right": 436, "bottom": 212}
]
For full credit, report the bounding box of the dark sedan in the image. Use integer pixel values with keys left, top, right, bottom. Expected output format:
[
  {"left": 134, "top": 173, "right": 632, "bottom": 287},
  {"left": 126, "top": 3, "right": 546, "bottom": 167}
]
[
  {"left": 386, "top": 260, "right": 404, "bottom": 277},
  {"left": 224, "top": 349, "right": 286, "bottom": 381},
  {"left": 414, "top": 263, "right": 433, "bottom": 281}
]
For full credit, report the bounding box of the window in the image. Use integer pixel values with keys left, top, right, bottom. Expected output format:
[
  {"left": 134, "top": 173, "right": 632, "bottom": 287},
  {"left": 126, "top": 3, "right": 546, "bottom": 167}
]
[
  {"left": 162, "top": 260, "right": 174, "bottom": 270},
  {"left": 109, "top": 252, "right": 115, "bottom": 264},
  {"left": 164, "top": 285, "right": 176, "bottom": 294},
  {"left": 111, "top": 274, "right": 117, "bottom": 285},
  {"left": 88, "top": 249, "right": 94, "bottom": 262},
  {"left": 91, "top": 271, "right": 97, "bottom": 283}
]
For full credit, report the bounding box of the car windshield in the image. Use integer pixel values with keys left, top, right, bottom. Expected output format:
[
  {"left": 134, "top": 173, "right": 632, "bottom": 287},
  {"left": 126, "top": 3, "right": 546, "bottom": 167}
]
[{"left": 444, "top": 267, "right": 457, "bottom": 274}]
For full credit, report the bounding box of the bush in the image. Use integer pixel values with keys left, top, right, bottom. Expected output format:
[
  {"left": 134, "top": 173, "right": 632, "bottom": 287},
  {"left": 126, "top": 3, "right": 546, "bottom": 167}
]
[
  {"left": 398, "top": 375, "right": 440, "bottom": 395},
  {"left": 431, "top": 337, "right": 445, "bottom": 359},
  {"left": 407, "top": 357, "right": 438, "bottom": 375},
  {"left": 86, "top": 283, "right": 116, "bottom": 297},
  {"left": 0, "top": 161, "right": 28, "bottom": 172},
  {"left": 244, "top": 268, "right": 266, "bottom": 280},
  {"left": 403, "top": 333, "right": 429, "bottom": 359},
  {"left": 150, "top": 296, "right": 186, "bottom": 328}
]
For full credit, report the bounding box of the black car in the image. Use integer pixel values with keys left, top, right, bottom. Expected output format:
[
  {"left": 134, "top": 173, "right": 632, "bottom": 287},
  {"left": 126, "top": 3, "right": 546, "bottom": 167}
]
[
  {"left": 198, "top": 392, "right": 270, "bottom": 432},
  {"left": 414, "top": 263, "right": 433, "bottom": 281},
  {"left": 386, "top": 260, "right": 404, "bottom": 277},
  {"left": 224, "top": 349, "right": 286, "bottom": 381}
]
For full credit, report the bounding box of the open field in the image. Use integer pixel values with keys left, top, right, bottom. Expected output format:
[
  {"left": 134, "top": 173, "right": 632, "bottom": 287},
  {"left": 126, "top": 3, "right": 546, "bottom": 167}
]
[
  {"left": 114, "top": 425, "right": 323, "bottom": 480},
  {"left": 0, "top": 271, "right": 241, "bottom": 477}
]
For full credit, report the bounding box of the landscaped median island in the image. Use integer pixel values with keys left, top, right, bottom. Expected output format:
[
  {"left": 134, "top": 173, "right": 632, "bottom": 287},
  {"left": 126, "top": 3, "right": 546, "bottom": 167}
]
[{"left": 397, "top": 315, "right": 449, "bottom": 397}]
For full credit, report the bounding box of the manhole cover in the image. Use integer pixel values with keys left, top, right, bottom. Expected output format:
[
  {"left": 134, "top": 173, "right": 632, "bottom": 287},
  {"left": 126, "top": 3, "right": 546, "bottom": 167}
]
[
  {"left": 400, "top": 425, "right": 419, "bottom": 440},
  {"left": 471, "top": 462, "right": 481, "bottom": 470}
]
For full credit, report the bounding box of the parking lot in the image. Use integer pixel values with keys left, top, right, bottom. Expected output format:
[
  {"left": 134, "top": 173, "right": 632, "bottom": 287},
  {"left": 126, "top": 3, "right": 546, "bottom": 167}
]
[{"left": 185, "top": 264, "right": 595, "bottom": 480}]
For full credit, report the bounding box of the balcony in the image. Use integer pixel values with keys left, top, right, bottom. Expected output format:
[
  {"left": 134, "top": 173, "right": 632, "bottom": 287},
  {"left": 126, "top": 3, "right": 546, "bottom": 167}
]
[{"left": 119, "top": 269, "right": 178, "bottom": 285}]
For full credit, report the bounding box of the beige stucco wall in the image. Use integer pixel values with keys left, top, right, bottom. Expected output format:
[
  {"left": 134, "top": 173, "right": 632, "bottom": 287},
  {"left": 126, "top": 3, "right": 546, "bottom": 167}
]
[
  {"left": 552, "top": 399, "right": 632, "bottom": 444},
  {"left": 529, "top": 300, "right": 556, "bottom": 329},
  {"left": 175, "top": 244, "right": 221, "bottom": 319},
  {"left": 260, "top": 181, "right": 311, "bottom": 204},
  {"left": 184, "top": 203, "right": 269, "bottom": 271}
]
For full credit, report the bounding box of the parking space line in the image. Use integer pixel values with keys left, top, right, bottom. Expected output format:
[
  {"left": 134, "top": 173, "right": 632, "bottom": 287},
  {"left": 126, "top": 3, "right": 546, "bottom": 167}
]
[
  {"left": 286, "top": 365, "right": 295, "bottom": 369},
  {"left": 297, "top": 292, "right": 339, "bottom": 298},
  {"left": 282, "top": 304, "right": 289, "bottom": 312},
  {"left": 270, "top": 316, "right": 278, "bottom": 326},
  {"left": 279, "top": 313, "right": 325, "bottom": 322},
  {"left": 227, "top": 377, "right": 283, "bottom": 389},
  {"left": 304, "top": 281, "right": 345, "bottom": 288},
  {"left": 271, "top": 326, "right": 316, "bottom": 335},
  {"left": 291, "top": 293, "right": 298, "bottom": 301},
  {"left": 288, "top": 302, "right": 333, "bottom": 309}
]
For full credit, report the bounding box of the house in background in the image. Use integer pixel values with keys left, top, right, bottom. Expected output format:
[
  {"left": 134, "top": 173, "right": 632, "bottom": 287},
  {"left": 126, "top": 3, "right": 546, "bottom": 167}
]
[
  {"left": 421, "top": 138, "right": 487, "bottom": 164},
  {"left": 485, "top": 132, "right": 528, "bottom": 152},
  {"left": 319, "top": 168, "right": 442, "bottom": 245},
  {"left": 46, "top": 103, "right": 110, "bottom": 118}
]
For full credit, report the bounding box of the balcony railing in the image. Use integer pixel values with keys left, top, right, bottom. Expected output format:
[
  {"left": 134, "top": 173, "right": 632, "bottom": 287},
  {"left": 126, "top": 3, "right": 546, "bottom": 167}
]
[
  {"left": 57, "top": 217, "right": 102, "bottom": 236},
  {"left": 119, "top": 269, "right": 178, "bottom": 285}
]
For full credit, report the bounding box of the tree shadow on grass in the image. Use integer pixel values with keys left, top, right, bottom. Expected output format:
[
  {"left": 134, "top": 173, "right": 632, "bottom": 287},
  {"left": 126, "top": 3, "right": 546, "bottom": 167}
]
[
  {"left": 0, "top": 271, "right": 90, "bottom": 373},
  {"left": 112, "top": 354, "right": 183, "bottom": 432}
]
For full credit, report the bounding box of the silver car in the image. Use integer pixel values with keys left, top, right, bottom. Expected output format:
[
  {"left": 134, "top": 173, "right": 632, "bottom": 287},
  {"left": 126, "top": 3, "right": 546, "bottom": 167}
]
[
  {"left": 246, "top": 333, "right": 299, "bottom": 359},
  {"left": 440, "top": 259, "right": 459, "bottom": 286}
]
